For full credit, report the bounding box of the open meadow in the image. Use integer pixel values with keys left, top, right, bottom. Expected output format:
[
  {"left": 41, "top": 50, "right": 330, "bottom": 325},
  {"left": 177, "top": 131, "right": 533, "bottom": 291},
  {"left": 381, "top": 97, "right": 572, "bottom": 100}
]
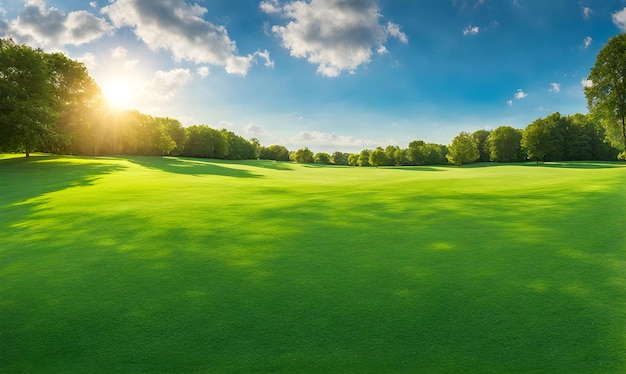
[{"left": 1, "top": 154, "right": 626, "bottom": 372}]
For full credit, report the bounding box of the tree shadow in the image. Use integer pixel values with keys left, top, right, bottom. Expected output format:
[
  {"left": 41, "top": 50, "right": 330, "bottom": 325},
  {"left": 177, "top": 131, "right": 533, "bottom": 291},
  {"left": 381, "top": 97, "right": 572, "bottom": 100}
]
[
  {"left": 126, "top": 156, "right": 263, "bottom": 178},
  {"left": 383, "top": 166, "right": 447, "bottom": 172},
  {"left": 522, "top": 161, "right": 625, "bottom": 169},
  {"left": 0, "top": 155, "right": 126, "bottom": 208},
  {"left": 239, "top": 160, "right": 294, "bottom": 171}
]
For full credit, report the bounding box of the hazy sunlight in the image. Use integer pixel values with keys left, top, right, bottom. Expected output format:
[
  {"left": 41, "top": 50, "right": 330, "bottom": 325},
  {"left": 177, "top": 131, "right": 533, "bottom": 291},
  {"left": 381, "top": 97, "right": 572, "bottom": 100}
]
[{"left": 102, "top": 79, "right": 133, "bottom": 109}]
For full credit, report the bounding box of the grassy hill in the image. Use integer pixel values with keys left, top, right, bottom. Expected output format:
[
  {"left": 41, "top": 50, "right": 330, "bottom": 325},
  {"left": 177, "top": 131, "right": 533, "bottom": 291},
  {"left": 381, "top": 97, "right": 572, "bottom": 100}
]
[{"left": 1, "top": 154, "right": 626, "bottom": 372}]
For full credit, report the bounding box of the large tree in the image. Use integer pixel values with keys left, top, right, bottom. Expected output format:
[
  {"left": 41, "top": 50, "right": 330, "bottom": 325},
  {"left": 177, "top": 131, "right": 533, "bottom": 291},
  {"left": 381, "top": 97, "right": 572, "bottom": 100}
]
[
  {"left": 487, "top": 126, "right": 525, "bottom": 162},
  {"left": 0, "top": 39, "right": 58, "bottom": 156},
  {"left": 446, "top": 132, "right": 479, "bottom": 166},
  {"left": 293, "top": 147, "right": 314, "bottom": 163},
  {"left": 585, "top": 33, "right": 626, "bottom": 151}
]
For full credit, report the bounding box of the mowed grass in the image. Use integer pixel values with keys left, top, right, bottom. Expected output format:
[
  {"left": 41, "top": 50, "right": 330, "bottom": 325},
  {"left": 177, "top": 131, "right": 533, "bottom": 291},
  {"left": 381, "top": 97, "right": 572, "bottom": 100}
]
[{"left": 1, "top": 155, "right": 626, "bottom": 373}]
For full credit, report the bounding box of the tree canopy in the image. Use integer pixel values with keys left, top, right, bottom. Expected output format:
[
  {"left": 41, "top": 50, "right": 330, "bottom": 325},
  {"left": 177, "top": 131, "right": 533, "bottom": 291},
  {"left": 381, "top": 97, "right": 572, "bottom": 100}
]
[
  {"left": 446, "top": 132, "right": 479, "bottom": 166},
  {"left": 585, "top": 33, "right": 626, "bottom": 153}
]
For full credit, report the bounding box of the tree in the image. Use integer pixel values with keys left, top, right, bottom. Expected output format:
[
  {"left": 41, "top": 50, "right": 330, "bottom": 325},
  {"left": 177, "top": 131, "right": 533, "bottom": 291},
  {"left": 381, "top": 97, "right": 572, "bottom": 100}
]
[
  {"left": 522, "top": 116, "right": 552, "bottom": 163},
  {"left": 331, "top": 151, "right": 349, "bottom": 165},
  {"left": 585, "top": 33, "right": 626, "bottom": 151},
  {"left": 487, "top": 126, "right": 524, "bottom": 162},
  {"left": 260, "top": 144, "right": 290, "bottom": 161},
  {"left": 293, "top": 147, "right": 314, "bottom": 163},
  {"left": 347, "top": 153, "right": 359, "bottom": 166},
  {"left": 446, "top": 132, "right": 479, "bottom": 166},
  {"left": 314, "top": 152, "right": 331, "bottom": 164},
  {"left": 357, "top": 149, "right": 371, "bottom": 166},
  {"left": 407, "top": 140, "right": 426, "bottom": 165},
  {"left": 471, "top": 129, "right": 491, "bottom": 162},
  {"left": 369, "top": 147, "right": 390, "bottom": 167},
  {"left": 0, "top": 39, "right": 59, "bottom": 156}
]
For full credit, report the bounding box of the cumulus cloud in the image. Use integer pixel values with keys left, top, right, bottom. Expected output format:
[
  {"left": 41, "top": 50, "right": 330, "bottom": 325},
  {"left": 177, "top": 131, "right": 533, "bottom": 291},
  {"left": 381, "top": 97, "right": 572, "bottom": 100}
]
[
  {"left": 582, "top": 36, "right": 592, "bottom": 50},
  {"left": 260, "top": 0, "right": 282, "bottom": 14},
  {"left": 197, "top": 66, "right": 210, "bottom": 77},
  {"left": 463, "top": 25, "right": 479, "bottom": 36},
  {"left": 102, "top": 0, "right": 271, "bottom": 76},
  {"left": 582, "top": 6, "right": 592, "bottom": 20},
  {"left": 268, "top": 0, "right": 408, "bottom": 77},
  {"left": 144, "top": 68, "right": 192, "bottom": 100},
  {"left": 548, "top": 83, "right": 560, "bottom": 93},
  {"left": 288, "top": 130, "right": 378, "bottom": 148},
  {"left": 507, "top": 99, "right": 513, "bottom": 106},
  {"left": 514, "top": 89, "right": 527, "bottom": 99},
  {"left": 2, "top": 0, "right": 112, "bottom": 48},
  {"left": 581, "top": 78, "right": 593, "bottom": 88},
  {"left": 218, "top": 120, "right": 235, "bottom": 129},
  {"left": 612, "top": 7, "right": 626, "bottom": 32},
  {"left": 244, "top": 123, "right": 264, "bottom": 136},
  {"left": 112, "top": 46, "right": 127, "bottom": 58}
]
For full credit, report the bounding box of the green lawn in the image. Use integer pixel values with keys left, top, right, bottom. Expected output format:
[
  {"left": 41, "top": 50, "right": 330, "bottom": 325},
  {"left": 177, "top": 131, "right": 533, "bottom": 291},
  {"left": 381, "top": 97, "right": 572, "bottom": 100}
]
[{"left": 1, "top": 154, "right": 626, "bottom": 373}]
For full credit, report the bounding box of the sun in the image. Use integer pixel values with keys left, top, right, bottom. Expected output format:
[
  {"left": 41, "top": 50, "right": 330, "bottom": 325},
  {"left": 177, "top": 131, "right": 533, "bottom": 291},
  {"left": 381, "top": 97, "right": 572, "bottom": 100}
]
[{"left": 102, "top": 80, "right": 133, "bottom": 109}]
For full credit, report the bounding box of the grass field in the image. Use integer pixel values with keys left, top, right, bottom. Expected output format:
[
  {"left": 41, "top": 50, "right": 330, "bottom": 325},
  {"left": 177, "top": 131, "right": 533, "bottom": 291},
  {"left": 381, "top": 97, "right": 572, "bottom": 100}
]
[{"left": 1, "top": 154, "right": 626, "bottom": 372}]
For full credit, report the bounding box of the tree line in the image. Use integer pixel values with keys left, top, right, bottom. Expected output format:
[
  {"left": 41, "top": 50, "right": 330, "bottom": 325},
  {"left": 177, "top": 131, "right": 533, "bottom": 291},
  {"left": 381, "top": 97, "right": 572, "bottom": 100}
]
[{"left": 1, "top": 35, "right": 626, "bottom": 166}]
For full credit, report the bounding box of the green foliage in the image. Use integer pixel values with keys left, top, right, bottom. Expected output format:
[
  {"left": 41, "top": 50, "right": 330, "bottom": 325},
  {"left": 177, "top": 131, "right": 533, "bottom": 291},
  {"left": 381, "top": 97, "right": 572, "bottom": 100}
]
[
  {"left": 471, "top": 129, "right": 491, "bottom": 162},
  {"left": 487, "top": 126, "right": 525, "bottom": 162},
  {"left": 347, "top": 153, "right": 359, "bottom": 166},
  {"left": 585, "top": 33, "right": 626, "bottom": 150},
  {"left": 407, "top": 140, "right": 447, "bottom": 165},
  {"left": 357, "top": 149, "right": 371, "bottom": 166},
  {"left": 260, "top": 144, "right": 290, "bottom": 161},
  {"left": 293, "top": 147, "right": 314, "bottom": 163},
  {"left": 368, "top": 147, "right": 389, "bottom": 167},
  {"left": 314, "top": 152, "right": 331, "bottom": 164},
  {"left": 0, "top": 39, "right": 59, "bottom": 156},
  {"left": 446, "top": 131, "right": 479, "bottom": 166},
  {"left": 522, "top": 113, "right": 618, "bottom": 162},
  {"left": 331, "top": 151, "right": 349, "bottom": 165},
  {"left": 182, "top": 125, "right": 229, "bottom": 158}
]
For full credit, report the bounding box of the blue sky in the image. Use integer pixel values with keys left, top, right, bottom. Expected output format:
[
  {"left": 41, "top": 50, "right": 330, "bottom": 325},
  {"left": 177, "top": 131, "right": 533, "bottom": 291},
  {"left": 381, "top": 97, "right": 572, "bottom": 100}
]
[{"left": 1, "top": 0, "right": 626, "bottom": 152}]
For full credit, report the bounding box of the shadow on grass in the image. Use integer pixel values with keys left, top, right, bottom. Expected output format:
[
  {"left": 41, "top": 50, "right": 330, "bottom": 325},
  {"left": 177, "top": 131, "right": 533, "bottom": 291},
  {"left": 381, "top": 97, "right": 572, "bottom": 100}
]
[
  {"left": 126, "top": 156, "right": 263, "bottom": 178},
  {"left": 0, "top": 155, "right": 126, "bottom": 208},
  {"left": 239, "top": 159, "right": 294, "bottom": 171},
  {"left": 522, "top": 161, "right": 625, "bottom": 169},
  {"left": 383, "top": 165, "right": 447, "bottom": 172},
  {"left": 2, "top": 160, "right": 626, "bottom": 372}
]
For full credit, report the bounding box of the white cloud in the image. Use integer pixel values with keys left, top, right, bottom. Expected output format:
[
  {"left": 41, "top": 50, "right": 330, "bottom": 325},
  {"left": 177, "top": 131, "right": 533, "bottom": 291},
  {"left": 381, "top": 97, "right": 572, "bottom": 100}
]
[
  {"left": 111, "top": 46, "right": 127, "bottom": 58},
  {"left": 77, "top": 52, "right": 96, "bottom": 69},
  {"left": 581, "top": 78, "right": 593, "bottom": 88},
  {"left": 548, "top": 83, "right": 560, "bottom": 93},
  {"left": 3, "top": 0, "right": 112, "bottom": 48},
  {"left": 255, "top": 49, "right": 275, "bottom": 68},
  {"left": 582, "top": 36, "right": 592, "bottom": 50},
  {"left": 197, "top": 66, "right": 210, "bottom": 77},
  {"left": 144, "top": 68, "right": 192, "bottom": 100},
  {"left": 244, "top": 123, "right": 264, "bottom": 136},
  {"left": 507, "top": 100, "right": 513, "bottom": 106},
  {"left": 463, "top": 25, "right": 479, "bottom": 36},
  {"left": 260, "top": 0, "right": 281, "bottom": 14},
  {"left": 582, "top": 6, "right": 592, "bottom": 20},
  {"left": 102, "top": 0, "right": 271, "bottom": 75},
  {"left": 90, "top": 2, "right": 98, "bottom": 8},
  {"left": 288, "top": 130, "right": 378, "bottom": 148},
  {"left": 612, "top": 7, "right": 626, "bottom": 32},
  {"left": 386, "top": 22, "right": 408, "bottom": 44},
  {"left": 269, "top": 0, "right": 408, "bottom": 77},
  {"left": 514, "top": 89, "right": 527, "bottom": 99}
]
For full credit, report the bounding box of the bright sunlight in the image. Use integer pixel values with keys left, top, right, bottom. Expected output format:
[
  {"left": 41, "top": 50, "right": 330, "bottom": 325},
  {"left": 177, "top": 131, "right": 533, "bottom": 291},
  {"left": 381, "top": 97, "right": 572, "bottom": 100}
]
[{"left": 102, "top": 80, "right": 133, "bottom": 109}]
